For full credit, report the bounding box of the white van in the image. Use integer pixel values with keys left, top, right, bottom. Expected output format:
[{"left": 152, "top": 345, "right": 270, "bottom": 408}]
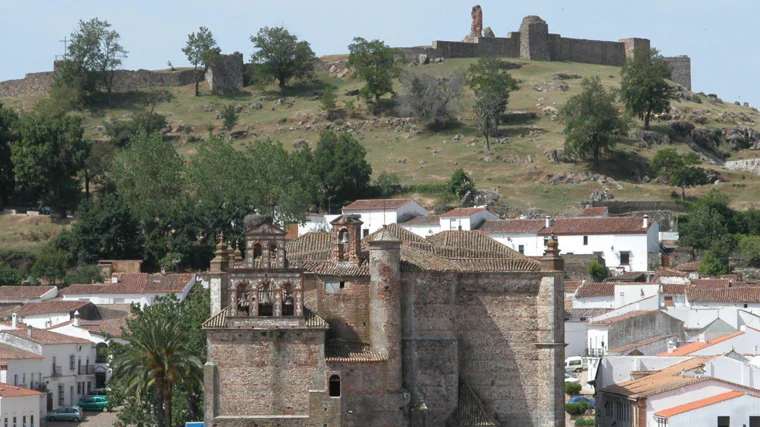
[{"left": 565, "top": 356, "right": 586, "bottom": 373}]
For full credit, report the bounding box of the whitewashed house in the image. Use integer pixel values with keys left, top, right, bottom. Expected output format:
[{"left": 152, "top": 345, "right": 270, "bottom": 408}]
[
  {"left": 62, "top": 273, "right": 196, "bottom": 307},
  {"left": 0, "top": 343, "right": 44, "bottom": 390},
  {"left": 341, "top": 199, "right": 427, "bottom": 236},
  {"left": 0, "top": 363, "right": 44, "bottom": 427},
  {"left": 438, "top": 207, "right": 498, "bottom": 232},
  {"left": 14, "top": 301, "right": 98, "bottom": 329},
  {"left": 0, "top": 286, "right": 57, "bottom": 304},
  {"left": 478, "top": 219, "right": 547, "bottom": 256},
  {"left": 686, "top": 287, "right": 760, "bottom": 310},
  {"left": 298, "top": 214, "right": 340, "bottom": 236},
  {"left": 399, "top": 215, "right": 442, "bottom": 237},
  {"left": 577, "top": 206, "right": 610, "bottom": 217}
]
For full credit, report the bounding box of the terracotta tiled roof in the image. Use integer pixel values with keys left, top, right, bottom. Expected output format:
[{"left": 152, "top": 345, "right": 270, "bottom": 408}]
[
  {"left": 575, "top": 282, "right": 615, "bottom": 298},
  {"left": 687, "top": 287, "right": 760, "bottom": 303},
  {"left": 15, "top": 300, "right": 92, "bottom": 316},
  {"left": 655, "top": 391, "right": 748, "bottom": 418},
  {"left": 657, "top": 331, "right": 745, "bottom": 356},
  {"left": 440, "top": 207, "right": 487, "bottom": 217},
  {"left": 453, "top": 258, "right": 542, "bottom": 272},
  {"left": 80, "top": 318, "right": 128, "bottom": 338},
  {"left": 0, "top": 343, "right": 43, "bottom": 359},
  {"left": 661, "top": 284, "right": 687, "bottom": 295},
  {"left": 399, "top": 215, "right": 441, "bottom": 226},
  {"left": 600, "top": 356, "right": 720, "bottom": 398},
  {"left": 427, "top": 231, "right": 524, "bottom": 259},
  {"left": 690, "top": 279, "right": 732, "bottom": 289},
  {"left": 0, "top": 385, "right": 44, "bottom": 398},
  {"left": 565, "top": 308, "right": 612, "bottom": 319},
  {"left": 565, "top": 281, "right": 583, "bottom": 292},
  {"left": 300, "top": 261, "right": 370, "bottom": 277},
  {"left": 608, "top": 335, "right": 673, "bottom": 353},
  {"left": 0, "top": 286, "right": 56, "bottom": 300},
  {"left": 343, "top": 198, "right": 413, "bottom": 211},
  {"left": 286, "top": 232, "right": 332, "bottom": 262},
  {"left": 604, "top": 271, "right": 646, "bottom": 282},
  {"left": 144, "top": 273, "right": 195, "bottom": 292},
  {"left": 399, "top": 245, "right": 459, "bottom": 272},
  {"left": 674, "top": 261, "right": 700, "bottom": 272},
  {"left": 326, "top": 341, "right": 386, "bottom": 362},
  {"left": 477, "top": 219, "right": 546, "bottom": 234},
  {"left": 3, "top": 327, "right": 90, "bottom": 345},
  {"left": 578, "top": 207, "right": 609, "bottom": 217},
  {"left": 589, "top": 310, "right": 653, "bottom": 326},
  {"left": 63, "top": 273, "right": 192, "bottom": 295},
  {"left": 539, "top": 217, "right": 651, "bottom": 236}
]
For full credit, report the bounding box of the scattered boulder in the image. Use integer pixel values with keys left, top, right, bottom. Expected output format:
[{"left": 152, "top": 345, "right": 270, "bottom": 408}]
[
  {"left": 726, "top": 126, "right": 760, "bottom": 150},
  {"left": 418, "top": 54, "right": 430, "bottom": 65},
  {"left": 433, "top": 57, "right": 444, "bottom": 63},
  {"left": 631, "top": 130, "right": 670, "bottom": 147},
  {"left": 293, "top": 140, "right": 309, "bottom": 149},
  {"left": 250, "top": 103, "right": 263, "bottom": 110},
  {"left": 234, "top": 105, "right": 243, "bottom": 113},
  {"left": 542, "top": 106, "right": 559, "bottom": 117},
  {"left": 345, "top": 89, "right": 360, "bottom": 97},
  {"left": 590, "top": 190, "right": 614, "bottom": 202},
  {"left": 544, "top": 148, "right": 574, "bottom": 164},
  {"left": 669, "top": 121, "right": 696, "bottom": 139},
  {"left": 545, "top": 81, "right": 569, "bottom": 92},
  {"left": 499, "top": 62, "right": 522, "bottom": 70},
  {"left": 689, "top": 128, "right": 724, "bottom": 164},
  {"left": 674, "top": 85, "right": 701, "bottom": 104},
  {"left": 229, "top": 130, "right": 248, "bottom": 140},
  {"left": 549, "top": 72, "right": 582, "bottom": 80}
]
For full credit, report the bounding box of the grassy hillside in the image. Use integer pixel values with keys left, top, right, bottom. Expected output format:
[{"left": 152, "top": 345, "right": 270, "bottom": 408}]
[{"left": 3, "top": 57, "right": 760, "bottom": 217}]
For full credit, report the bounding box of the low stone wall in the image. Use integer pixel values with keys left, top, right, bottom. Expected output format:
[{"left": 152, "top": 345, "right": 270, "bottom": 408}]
[
  {"left": 564, "top": 254, "right": 605, "bottom": 281},
  {"left": 591, "top": 201, "right": 689, "bottom": 215},
  {"left": 0, "top": 71, "right": 56, "bottom": 97}
]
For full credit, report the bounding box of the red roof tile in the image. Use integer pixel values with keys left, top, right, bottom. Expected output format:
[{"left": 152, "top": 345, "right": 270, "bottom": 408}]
[
  {"left": 589, "top": 310, "right": 654, "bottom": 326},
  {"left": 657, "top": 331, "right": 745, "bottom": 356},
  {"left": 477, "top": 219, "right": 546, "bottom": 234},
  {"left": 687, "top": 287, "right": 760, "bottom": 303},
  {"left": 539, "top": 217, "right": 651, "bottom": 236},
  {"left": 565, "top": 281, "right": 583, "bottom": 292},
  {"left": 343, "top": 199, "right": 414, "bottom": 211},
  {"left": 3, "top": 328, "right": 90, "bottom": 345},
  {"left": 80, "top": 318, "right": 128, "bottom": 338},
  {"left": 64, "top": 273, "right": 193, "bottom": 295},
  {"left": 15, "top": 300, "right": 92, "bottom": 316},
  {"left": 440, "top": 207, "right": 487, "bottom": 217},
  {"left": 575, "top": 282, "right": 616, "bottom": 298},
  {"left": 400, "top": 215, "right": 441, "bottom": 226},
  {"left": 674, "top": 261, "right": 700, "bottom": 272},
  {"left": 0, "top": 286, "right": 56, "bottom": 300},
  {"left": 0, "top": 385, "right": 44, "bottom": 397},
  {"left": 661, "top": 284, "right": 687, "bottom": 295},
  {"left": 578, "top": 207, "right": 609, "bottom": 217},
  {"left": 600, "top": 356, "right": 722, "bottom": 398},
  {"left": 144, "top": 273, "right": 194, "bottom": 292},
  {"left": 0, "top": 343, "right": 44, "bottom": 359},
  {"left": 655, "top": 391, "right": 748, "bottom": 418},
  {"left": 690, "top": 279, "right": 732, "bottom": 289}
]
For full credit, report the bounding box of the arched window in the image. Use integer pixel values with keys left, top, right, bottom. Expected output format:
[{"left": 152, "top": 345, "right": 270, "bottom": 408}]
[
  {"left": 258, "top": 282, "right": 273, "bottom": 316},
  {"left": 253, "top": 243, "right": 262, "bottom": 260},
  {"left": 329, "top": 374, "right": 341, "bottom": 397},
  {"left": 337, "top": 229, "right": 348, "bottom": 261},
  {"left": 236, "top": 282, "right": 249, "bottom": 315},
  {"left": 95, "top": 343, "right": 108, "bottom": 363},
  {"left": 269, "top": 243, "right": 278, "bottom": 259},
  {"left": 282, "top": 284, "right": 294, "bottom": 316}
]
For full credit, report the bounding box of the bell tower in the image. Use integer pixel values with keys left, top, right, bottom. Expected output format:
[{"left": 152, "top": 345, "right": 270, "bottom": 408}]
[{"left": 329, "top": 214, "right": 364, "bottom": 263}]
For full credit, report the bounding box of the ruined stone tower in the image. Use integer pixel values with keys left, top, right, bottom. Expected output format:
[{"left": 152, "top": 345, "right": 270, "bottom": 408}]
[{"left": 519, "top": 15, "right": 550, "bottom": 61}]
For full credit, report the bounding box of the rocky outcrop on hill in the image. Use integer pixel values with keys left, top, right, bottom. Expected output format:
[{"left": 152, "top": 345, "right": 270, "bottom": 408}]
[
  {"left": 725, "top": 126, "right": 760, "bottom": 150},
  {"left": 724, "top": 159, "right": 760, "bottom": 176}
]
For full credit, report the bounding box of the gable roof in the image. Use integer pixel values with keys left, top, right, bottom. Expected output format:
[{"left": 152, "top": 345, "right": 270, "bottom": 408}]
[
  {"left": 690, "top": 279, "right": 732, "bottom": 289},
  {"left": 604, "top": 271, "right": 646, "bottom": 282},
  {"left": 539, "top": 217, "right": 652, "bottom": 236},
  {"left": 578, "top": 207, "right": 609, "bottom": 217},
  {"left": 575, "top": 282, "right": 615, "bottom": 298},
  {"left": 63, "top": 273, "right": 193, "bottom": 295},
  {"left": 80, "top": 318, "right": 128, "bottom": 338},
  {"left": 343, "top": 198, "right": 414, "bottom": 211},
  {"left": 477, "top": 219, "right": 546, "bottom": 234},
  {"left": 661, "top": 284, "right": 687, "bottom": 295},
  {"left": 674, "top": 261, "right": 700, "bottom": 272},
  {"left": 440, "top": 207, "right": 488, "bottom": 217},
  {"left": 3, "top": 327, "right": 90, "bottom": 345},
  {"left": 657, "top": 331, "right": 745, "bottom": 356},
  {"left": 565, "top": 280, "right": 583, "bottom": 292},
  {"left": 0, "top": 286, "right": 56, "bottom": 300},
  {"left": 400, "top": 215, "right": 441, "bottom": 226},
  {"left": 687, "top": 287, "right": 760, "bottom": 304},
  {"left": 588, "top": 310, "right": 654, "bottom": 326},
  {"left": 0, "top": 384, "right": 44, "bottom": 398},
  {"left": 426, "top": 230, "right": 524, "bottom": 259},
  {"left": 600, "top": 356, "right": 721, "bottom": 398},
  {"left": 15, "top": 300, "right": 92, "bottom": 316},
  {"left": 0, "top": 343, "right": 44, "bottom": 359},
  {"left": 655, "top": 391, "right": 749, "bottom": 418}
]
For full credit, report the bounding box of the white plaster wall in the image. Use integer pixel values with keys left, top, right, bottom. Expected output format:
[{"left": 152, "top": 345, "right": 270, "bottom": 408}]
[
  {"left": 596, "top": 356, "right": 690, "bottom": 390},
  {"left": 647, "top": 381, "right": 757, "bottom": 427},
  {"left": 62, "top": 293, "right": 146, "bottom": 306},
  {"left": 347, "top": 202, "right": 427, "bottom": 235},
  {"left": 614, "top": 285, "right": 659, "bottom": 307},
  {"left": 573, "top": 296, "right": 615, "bottom": 309},
  {"left": 667, "top": 393, "right": 760, "bottom": 427},
  {"left": 555, "top": 233, "right": 652, "bottom": 271},
  {"left": 691, "top": 328, "right": 760, "bottom": 356},
  {"left": 0, "top": 394, "right": 42, "bottom": 426},
  {"left": 689, "top": 301, "right": 760, "bottom": 310},
  {"left": 400, "top": 223, "right": 440, "bottom": 237},
  {"left": 587, "top": 325, "right": 609, "bottom": 355},
  {"left": 42, "top": 343, "right": 93, "bottom": 408},
  {"left": 565, "top": 321, "right": 587, "bottom": 357},
  {"left": 468, "top": 210, "right": 499, "bottom": 229},
  {"left": 706, "top": 357, "right": 760, "bottom": 389},
  {"left": 489, "top": 233, "right": 544, "bottom": 256},
  {"left": 21, "top": 313, "right": 70, "bottom": 329},
  {"left": 1, "top": 358, "right": 44, "bottom": 389}
]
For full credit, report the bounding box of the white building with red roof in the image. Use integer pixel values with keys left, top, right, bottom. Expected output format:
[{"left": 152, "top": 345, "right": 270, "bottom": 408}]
[
  {"left": 61, "top": 272, "right": 197, "bottom": 307},
  {"left": 341, "top": 198, "right": 428, "bottom": 236},
  {"left": 0, "top": 286, "right": 57, "bottom": 304},
  {"left": 0, "top": 363, "right": 44, "bottom": 427},
  {"left": 14, "top": 300, "right": 98, "bottom": 329}
]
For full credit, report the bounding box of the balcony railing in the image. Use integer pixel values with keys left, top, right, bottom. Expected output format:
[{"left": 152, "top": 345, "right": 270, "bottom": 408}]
[
  {"left": 586, "top": 348, "right": 606, "bottom": 357},
  {"left": 78, "top": 365, "right": 96, "bottom": 375},
  {"left": 51, "top": 365, "right": 63, "bottom": 376}
]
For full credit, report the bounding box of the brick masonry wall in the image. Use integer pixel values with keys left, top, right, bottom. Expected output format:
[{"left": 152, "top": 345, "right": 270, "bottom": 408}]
[
  {"left": 312, "top": 277, "right": 371, "bottom": 342},
  {"left": 327, "top": 362, "right": 408, "bottom": 426}
]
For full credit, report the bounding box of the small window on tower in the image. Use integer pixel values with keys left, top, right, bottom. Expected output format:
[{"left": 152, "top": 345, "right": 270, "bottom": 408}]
[
  {"left": 583, "top": 236, "right": 588, "bottom": 246},
  {"left": 339, "top": 281, "right": 345, "bottom": 289},
  {"left": 253, "top": 243, "right": 262, "bottom": 260},
  {"left": 363, "top": 229, "right": 369, "bottom": 237},
  {"left": 518, "top": 245, "right": 525, "bottom": 254},
  {"left": 329, "top": 375, "right": 341, "bottom": 397}
]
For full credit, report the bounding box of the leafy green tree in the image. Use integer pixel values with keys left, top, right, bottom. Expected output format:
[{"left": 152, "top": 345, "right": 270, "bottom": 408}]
[
  {"left": 0, "top": 103, "right": 19, "bottom": 207},
  {"left": 105, "top": 111, "right": 168, "bottom": 148},
  {"left": 467, "top": 57, "right": 519, "bottom": 149},
  {"left": 81, "top": 140, "right": 115, "bottom": 198},
  {"left": 561, "top": 77, "right": 628, "bottom": 165},
  {"left": 69, "top": 194, "right": 144, "bottom": 264},
  {"left": 31, "top": 247, "right": 68, "bottom": 284},
  {"left": 182, "top": 26, "right": 221, "bottom": 96},
  {"left": 449, "top": 168, "right": 475, "bottom": 199},
  {"left": 250, "top": 26, "right": 316, "bottom": 90},
  {"left": 651, "top": 149, "right": 708, "bottom": 200},
  {"left": 64, "top": 264, "right": 104, "bottom": 285},
  {"left": 679, "top": 204, "right": 729, "bottom": 250},
  {"left": 698, "top": 251, "right": 729, "bottom": 276},
  {"left": 110, "top": 294, "right": 204, "bottom": 427},
  {"left": 49, "top": 59, "right": 96, "bottom": 109},
  {"left": 347, "top": 37, "right": 402, "bottom": 103},
  {"left": 739, "top": 235, "right": 760, "bottom": 266},
  {"left": 375, "top": 171, "right": 400, "bottom": 197},
  {"left": 587, "top": 261, "right": 607, "bottom": 282},
  {"left": 159, "top": 252, "right": 182, "bottom": 272},
  {"left": 312, "top": 131, "right": 372, "bottom": 209},
  {"left": 0, "top": 263, "right": 22, "bottom": 286},
  {"left": 67, "top": 18, "right": 128, "bottom": 106},
  {"left": 620, "top": 47, "right": 677, "bottom": 130},
  {"left": 12, "top": 110, "right": 89, "bottom": 214},
  {"left": 220, "top": 105, "right": 239, "bottom": 131},
  {"left": 320, "top": 86, "right": 338, "bottom": 120},
  {"left": 111, "top": 131, "right": 185, "bottom": 224}
]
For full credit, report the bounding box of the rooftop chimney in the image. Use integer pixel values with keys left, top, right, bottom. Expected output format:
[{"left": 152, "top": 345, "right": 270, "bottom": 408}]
[
  {"left": 667, "top": 339, "right": 675, "bottom": 354},
  {"left": 0, "top": 362, "right": 7, "bottom": 384},
  {"left": 112, "top": 273, "right": 119, "bottom": 284},
  {"left": 643, "top": 215, "right": 649, "bottom": 228},
  {"left": 73, "top": 310, "right": 80, "bottom": 327},
  {"left": 11, "top": 313, "right": 17, "bottom": 329},
  {"left": 27, "top": 324, "right": 32, "bottom": 338},
  {"left": 545, "top": 215, "right": 552, "bottom": 228}
]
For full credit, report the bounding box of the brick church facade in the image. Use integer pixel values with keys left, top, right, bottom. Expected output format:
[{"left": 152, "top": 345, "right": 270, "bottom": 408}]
[{"left": 203, "top": 214, "right": 566, "bottom": 426}]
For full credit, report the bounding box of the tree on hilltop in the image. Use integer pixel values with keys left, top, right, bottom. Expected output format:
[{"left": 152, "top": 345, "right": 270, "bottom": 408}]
[
  {"left": 651, "top": 148, "right": 708, "bottom": 201},
  {"left": 347, "top": 37, "right": 403, "bottom": 104},
  {"left": 182, "top": 26, "right": 221, "bottom": 96},
  {"left": 466, "top": 57, "right": 519, "bottom": 151},
  {"left": 67, "top": 18, "right": 128, "bottom": 106},
  {"left": 560, "top": 77, "right": 628, "bottom": 166},
  {"left": 250, "top": 26, "right": 316, "bottom": 90},
  {"left": 620, "top": 47, "right": 677, "bottom": 130}
]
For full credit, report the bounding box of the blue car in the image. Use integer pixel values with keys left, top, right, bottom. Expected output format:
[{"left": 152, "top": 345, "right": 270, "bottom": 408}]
[
  {"left": 569, "top": 396, "right": 595, "bottom": 408},
  {"left": 46, "top": 406, "right": 83, "bottom": 421}
]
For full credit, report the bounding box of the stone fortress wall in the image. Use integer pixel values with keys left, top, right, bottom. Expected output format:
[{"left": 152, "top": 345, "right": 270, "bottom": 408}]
[{"left": 399, "top": 6, "right": 693, "bottom": 90}]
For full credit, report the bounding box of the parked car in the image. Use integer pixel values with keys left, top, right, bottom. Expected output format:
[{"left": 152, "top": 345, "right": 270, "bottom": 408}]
[
  {"left": 569, "top": 396, "right": 595, "bottom": 408},
  {"left": 88, "top": 388, "right": 108, "bottom": 396},
  {"left": 46, "top": 406, "right": 83, "bottom": 422},
  {"left": 565, "top": 356, "right": 587, "bottom": 373},
  {"left": 77, "top": 395, "right": 109, "bottom": 412},
  {"left": 564, "top": 372, "right": 579, "bottom": 383}
]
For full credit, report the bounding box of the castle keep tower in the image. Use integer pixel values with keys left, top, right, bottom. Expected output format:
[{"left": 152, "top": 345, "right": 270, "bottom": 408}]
[{"left": 519, "top": 15, "right": 550, "bottom": 61}]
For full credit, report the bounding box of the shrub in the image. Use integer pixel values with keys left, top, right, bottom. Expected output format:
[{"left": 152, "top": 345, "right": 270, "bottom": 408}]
[
  {"left": 396, "top": 71, "right": 465, "bottom": 130},
  {"left": 0, "top": 263, "right": 23, "bottom": 286},
  {"left": 320, "top": 86, "right": 338, "bottom": 120},
  {"left": 449, "top": 168, "right": 475, "bottom": 199},
  {"left": 375, "top": 171, "right": 400, "bottom": 197},
  {"left": 565, "top": 382, "right": 582, "bottom": 395},
  {"left": 575, "top": 417, "right": 595, "bottom": 426},
  {"left": 220, "top": 105, "right": 239, "bottom": 131},
  {"left": 587, "top": 261, "right": 607, "bottom": 282},
  {"left": 565, "top": 403, "right": 588, "bottom": 415}
]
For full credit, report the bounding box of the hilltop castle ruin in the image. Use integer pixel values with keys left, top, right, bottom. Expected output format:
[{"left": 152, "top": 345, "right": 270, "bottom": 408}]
[{"left": 401, "top": 6, "right": 692, "bottom": 90}]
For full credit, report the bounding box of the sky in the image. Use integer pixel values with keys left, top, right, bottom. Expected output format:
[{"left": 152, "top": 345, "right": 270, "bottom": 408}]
[{"left": 1, "top": 0, "right": 759, "bottom": 104}]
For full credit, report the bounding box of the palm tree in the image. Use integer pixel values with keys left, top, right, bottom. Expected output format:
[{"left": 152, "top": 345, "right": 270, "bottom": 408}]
[{"left": 111, "top": 307, "right": 202, "bottom": 427}]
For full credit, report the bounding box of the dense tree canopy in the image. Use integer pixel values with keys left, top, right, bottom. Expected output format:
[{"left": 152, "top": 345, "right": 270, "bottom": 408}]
[
  {"left": 250, "top": 26, "right": 316, "bottom": 90},
  {"left": 312, "top": 131, "right": 372, "bottom": 209},
  {"left": 620, "top": 47, "right": 677, "bottom": 130},
  {"left": 347, "top": 37, "right": 403, "bottom": 103},
  {"left": 69, "top": 194, "right": 144, "bottom": 264}
]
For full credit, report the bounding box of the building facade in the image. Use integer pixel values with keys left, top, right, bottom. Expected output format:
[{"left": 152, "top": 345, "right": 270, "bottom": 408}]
[{"left": 203, "top": 216, "right": 566, "bottom": 426}]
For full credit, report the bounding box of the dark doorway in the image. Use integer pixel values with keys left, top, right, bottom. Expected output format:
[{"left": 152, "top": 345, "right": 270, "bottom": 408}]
[
  {"left": 46, "top": 393, "right": 53, "bottom": 411},
  {"left": 750, "top": 416, "right": 760, "bottom": 427},
  {"left": 329, "top": 375, "right": 340, "bottom": 397},
  {"left": 95, "top": 372, "right": 107, "bottom": 389},
  {"left": 718, "top": 416, "right": 730, "bottom": 427}
]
